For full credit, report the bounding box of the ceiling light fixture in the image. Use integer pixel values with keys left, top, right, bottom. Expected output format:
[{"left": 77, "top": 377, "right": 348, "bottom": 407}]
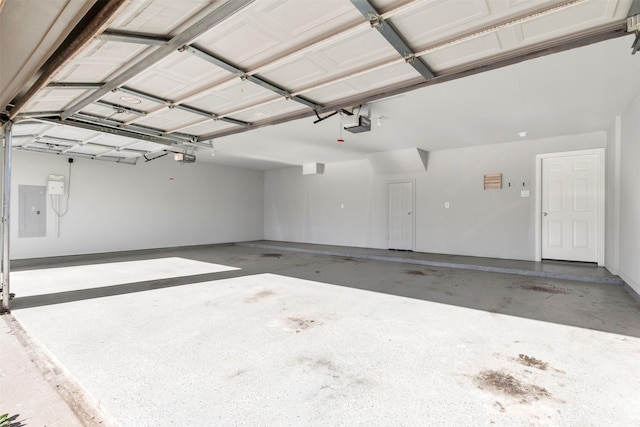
[{"left": 119, "top": 95, "right": 142, "bottom": 104}]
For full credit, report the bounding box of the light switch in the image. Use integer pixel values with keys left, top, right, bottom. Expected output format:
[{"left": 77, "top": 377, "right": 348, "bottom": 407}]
[
  {"left": 444, "top": 202, "right": 450, "bottom": 208},
  {"left": 521, "top": 190, "right": 530, "bottom": 198}
]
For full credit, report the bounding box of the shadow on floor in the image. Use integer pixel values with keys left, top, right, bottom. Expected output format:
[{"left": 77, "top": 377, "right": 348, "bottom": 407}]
[{"left": 9, "top": 243, "right": 640, "bottom": 338}]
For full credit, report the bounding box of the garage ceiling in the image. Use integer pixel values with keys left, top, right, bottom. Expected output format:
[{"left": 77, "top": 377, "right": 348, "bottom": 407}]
[{"left": 3, "top": 0, "right": 640, "bottom": 168}]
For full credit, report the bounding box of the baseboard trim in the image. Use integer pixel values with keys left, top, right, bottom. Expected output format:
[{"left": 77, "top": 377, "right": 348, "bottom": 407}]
[{"left": 620, "top": 273, "right": 640, "bottom": 306}]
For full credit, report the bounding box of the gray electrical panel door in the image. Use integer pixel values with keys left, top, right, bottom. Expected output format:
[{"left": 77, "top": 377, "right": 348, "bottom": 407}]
[{"left": 19, "top": 185, "right": 46, "bottom": 238}]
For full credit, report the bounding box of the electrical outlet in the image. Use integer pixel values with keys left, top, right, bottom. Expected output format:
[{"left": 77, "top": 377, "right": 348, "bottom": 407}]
[{"left": 444, "top": 202, "right": 450, "bottom": 208}]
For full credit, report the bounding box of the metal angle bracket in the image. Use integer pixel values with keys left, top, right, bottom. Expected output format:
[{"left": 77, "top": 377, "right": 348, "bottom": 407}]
[
  {"left": 632, "top": 31, "right": 640, "bottom": 54},
  {"left": 349, "top": 0, "right": 434, "bottom": 80}
]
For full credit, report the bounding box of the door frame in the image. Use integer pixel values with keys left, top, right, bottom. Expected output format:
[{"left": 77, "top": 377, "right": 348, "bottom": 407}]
[
  {"left": 387, "top": 179, "right": 416, "bottom": 251},
  {"left": 534, "top": 148, "right": 605, "bottom": 265}
]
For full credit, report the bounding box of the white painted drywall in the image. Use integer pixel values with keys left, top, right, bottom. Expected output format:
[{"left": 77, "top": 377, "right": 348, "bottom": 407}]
[
  {"left": 264, "top": 160, "right": 383, "bottom": 248},
  {"left": 265, "top": 131, "right": 606, "bottom": 261},
  {"left": 618, "top": 91, "right": 640, "bottom": 294},
  {"left": 605, "top": 117, "right": 621, "bottom": 274},
  {"left": 10, "top": 151, "right": 264, "bottom": 259}
]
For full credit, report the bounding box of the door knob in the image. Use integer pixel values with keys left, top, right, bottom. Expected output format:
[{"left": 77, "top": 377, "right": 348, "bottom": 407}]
[{"left": 543, "top": 212, "right": 548, "bottom": 216}]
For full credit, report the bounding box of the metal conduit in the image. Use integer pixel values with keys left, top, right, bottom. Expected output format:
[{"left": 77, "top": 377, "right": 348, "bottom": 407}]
[{"left": 1, "top": 121, "right": 12, "bottom": 311}]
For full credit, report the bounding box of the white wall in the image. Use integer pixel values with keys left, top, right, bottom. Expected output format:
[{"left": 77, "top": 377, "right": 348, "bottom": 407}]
[
  {"left": 605, "top": 117, "right": 621, "bottom": 273},
  {"left": 265, "top": 131, "right": 607, "bottom": 261},
  {"left": 10, "top": 151, "right": 264, "bottom": 259},
  {"left": 618, "top": 91, "right": 640, "bottom": 294}
]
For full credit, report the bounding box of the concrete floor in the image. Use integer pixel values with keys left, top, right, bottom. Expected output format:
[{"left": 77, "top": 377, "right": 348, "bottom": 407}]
[{"left": 4, "top": 242, "right": 640, "bottom": 426}]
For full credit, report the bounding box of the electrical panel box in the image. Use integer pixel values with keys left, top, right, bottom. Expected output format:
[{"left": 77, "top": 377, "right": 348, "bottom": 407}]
[
  {"left": 47, "top": 174, "right": 65, "bottom": 195},
  {"left": 47, "top": 181, "right": 64, "bottom": 195}
]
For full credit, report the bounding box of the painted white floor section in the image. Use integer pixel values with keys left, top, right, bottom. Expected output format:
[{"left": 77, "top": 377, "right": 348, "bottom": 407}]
[
  {"left": 11, "top": 257, "right": 239, "bottom": 297},
  {"left": 13, "top": 273, "right": 640, "bottom": 426}
]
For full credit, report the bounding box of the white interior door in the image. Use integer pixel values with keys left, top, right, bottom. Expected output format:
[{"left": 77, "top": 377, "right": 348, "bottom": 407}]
[
  {"left": 541, "top": 153, "right": 599, "bottom": 262},
  {"left": 388, "top": 181, "right": 414, "bottom": 250}
]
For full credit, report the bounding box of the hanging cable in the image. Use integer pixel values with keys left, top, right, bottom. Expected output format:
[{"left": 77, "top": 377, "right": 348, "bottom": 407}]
[
  {"left": 51, "top": 159, "right": 72, "bottom": 217},
  {"left": 337, "top": 112, "right": 345, "bottom": 144}
]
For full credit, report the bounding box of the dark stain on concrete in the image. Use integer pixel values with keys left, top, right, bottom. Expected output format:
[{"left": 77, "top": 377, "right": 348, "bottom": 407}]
[
  {"left": 516, "top": 354, "right": 548, "bottom": 371},
  {"left": 296, "top": 356, "right": 373, "bottom": 392},
  {"left": 475, "top": 370, "right": 552, "bottom": 403},
  {"left": 228, "top": 369, "right": 247, "bottom": 379},
  {"left": 331, "top": 256, "right": 363, "bottom": 264},
  {"left": 288, "top": 316, "right": 318, "bottom": 332},
  {"left": 405, "top": 270, "right": 426, "bottom": 276},
  {"left": 244, "top": 289, "right": 276, "bottom": 303},
  {"left": 261, "top": 253, "right": 282, "bottom": 258},
  {"left": 520, "top": 284, "right": 570, "bottom": 294}
]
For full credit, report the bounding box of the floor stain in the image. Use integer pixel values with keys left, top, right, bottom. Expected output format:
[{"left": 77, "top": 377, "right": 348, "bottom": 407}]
[
  {"left": 260, "top": 253, "right": 282, "bottom": 258},
  {"left": 475, "top": 370, "right": 552, "bottom": 403},
  {"left": 405, "top": 270, "right": 426, "bottom": 276},
  {"left": 228, "top": 369, "right": 247, "bottom": 379},
  {"left": 288, "top": 316, "right": 318, "bottom": 332},
  {"left": 520, "top": 284, "right": 570, "bottom": 294},
  {"left": 296, "top": 356, "right": 373, "bottom": 394},
  {"left": 331, "top": 256, "right": 363, "bottom": 264},
  {"left": 516, "top": 354, "right": 548, "bottom": 371},
  {"left": 244, "top": 289, "right": 276, "bottom": 303}
]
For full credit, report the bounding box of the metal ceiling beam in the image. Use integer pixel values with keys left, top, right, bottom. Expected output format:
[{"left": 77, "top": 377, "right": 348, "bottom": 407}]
[
  {"left": 95, "top": 100, "right": 146, "bottom": 116},
  {"left": 117, "top": 86, "right": 251, "bottom": 127},
  {"left": 196, "top": 24, "right": 629, "bottom": 142},
  {"left": 59, "top": 0, "right": 255, "bottom": 120},
  {"left": 95, "top": 140, "right": 143, "bottom": 158},
  {"left": 71, "top": 112, "right": 197, "bottom": 143},
  {"left": 349, "top": 0, "right": 435, "bottom": 80},
  {"left": 97, "top": 30, "right": 170, "bottom": 45},
  {"left": 183, "top": 45, "right": 321, "bottom": 110},
  {"left": 17, "top": 145, "right": 138, "bottom": 165},
  {"left": 37, "top": 118, "right": 186, "bottom": 148},
  {"left": 117, "top": 86, "right": 168, "bottom": 105},
  {"left": 47, "top": 82, "right": 104, "bottom": 90}
]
